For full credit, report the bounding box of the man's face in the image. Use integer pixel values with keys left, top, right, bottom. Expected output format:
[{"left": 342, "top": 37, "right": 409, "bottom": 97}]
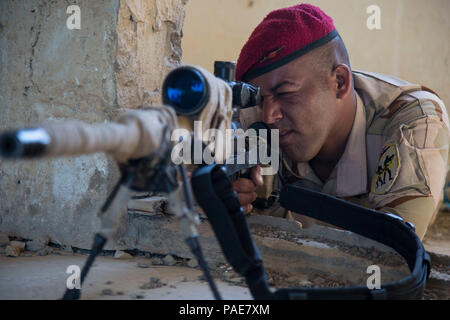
[{"left": 249, "top": 55, "right": 338, "bottom": 163}]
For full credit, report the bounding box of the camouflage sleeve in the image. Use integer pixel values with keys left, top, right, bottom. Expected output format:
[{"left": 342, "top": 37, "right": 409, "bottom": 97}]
[
  {"left": 379, "top": 197, "right": 437, "bottom": 240},
  {"left": 369, "top": 95, "right": 450, "bottom": 240}
]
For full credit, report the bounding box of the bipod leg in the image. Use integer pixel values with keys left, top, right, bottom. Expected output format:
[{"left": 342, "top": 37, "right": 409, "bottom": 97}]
[
  {"left": 62, "top": 172, "right": 134, "bottom": 300},
  {"left": 62, "top": 233, "right": 107, "bottom": 300},
  {"left": 179, "top": 164, "right": 222, "bottom": 300}
]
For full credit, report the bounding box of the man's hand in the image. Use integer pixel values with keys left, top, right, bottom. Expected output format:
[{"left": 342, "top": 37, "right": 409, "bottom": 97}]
[{"left": 232, "top": 165, "right": 264, "bottom": 213}]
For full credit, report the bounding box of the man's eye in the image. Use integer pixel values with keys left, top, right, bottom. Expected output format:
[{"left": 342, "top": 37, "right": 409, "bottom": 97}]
[
  {"left": 257, "top": 96, "right": 265, "bottom": 108},
  {"left": 277, "top": 92, "right": 292, "bottom": 97}
]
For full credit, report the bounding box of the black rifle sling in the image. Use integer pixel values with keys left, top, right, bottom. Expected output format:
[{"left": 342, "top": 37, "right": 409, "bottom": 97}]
[
  {"left": 191, "top": 164, "right": 273, "bottom": 299},
  {"left": 192, "top": 166, "right": 430, "bottom": 300},
  {"left": 277, "top": 183, "right": 430, "bottom": 299}
]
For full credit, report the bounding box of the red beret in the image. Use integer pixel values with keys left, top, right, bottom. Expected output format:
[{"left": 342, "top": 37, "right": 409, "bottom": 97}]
[{"left": 236, "top": 3, "right": 338, "bottom": 81}]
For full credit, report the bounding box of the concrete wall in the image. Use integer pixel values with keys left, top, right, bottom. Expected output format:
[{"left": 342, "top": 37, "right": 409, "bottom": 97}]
[
  {"left": 182, "top": 0, "right": 450, "bottom": 112},
  {"left": 0, "top": 0, "right": 187, "bottom": 249}
]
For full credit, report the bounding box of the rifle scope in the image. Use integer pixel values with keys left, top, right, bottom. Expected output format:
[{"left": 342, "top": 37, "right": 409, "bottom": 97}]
[{"left": 162, "top": 62, "right": 261, "bottom": 116}]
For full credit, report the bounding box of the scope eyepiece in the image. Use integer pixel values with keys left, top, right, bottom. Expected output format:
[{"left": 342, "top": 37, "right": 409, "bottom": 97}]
[
  {"left": 162, "top": 66, "right": 210, "bottom": 117},
  {"left": 232, "top": 82, "right": 261, "bottom": 109},
  {"left": 214, "top": 61, "right": 236, "bottom": 82},
  {"left": 214, "top": 61, "right": 261, "bottom": 109}
]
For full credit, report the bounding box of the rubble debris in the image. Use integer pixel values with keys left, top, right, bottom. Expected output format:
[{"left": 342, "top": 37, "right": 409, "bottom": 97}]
[
  {"left": 225, "top": 276, "right": 244, "bottom": 285},
  {"left": 137, "top": 262, "right": 150, "bottom": 268},
  {"left": 186, "top": 259, "right": 198, "bottom": 268},
  {"left": 26, "top": 237, "right": 49, "bottom": 252},
  {"left": 162, "top": 255, "right": 176, "bottom": 266},
  {"left": 5, "top": 241, "right": 26, "bottom": 257},
  {"left": 53, "top": 246, "right": 73, "bottom": 256},
  {"left": 314, "top": 277, "right": 325, "bottom": 285},
  {"left": 10, "top": 240, "right": 26, "bottom": 252},
  {"left": 101, "top": 289, "right": 114, "bottom": 296},
  {"left": 152, "top": 277, "right": 166, "bottom": 285},
  {"left": 5, "top": 245, "right": 21, "bottom": 257},
  {"left": 62, "top": 245, "right": 73, "bottom": 254},
  {"left": 151, "top": 257, "right": 164, "bottom": 265},
  {"left": 298, "top": 280, "right": 314, "bottom": 287},
  {"left": 114, "top": 250, "right": 133, "bottom": 259},
  {"left": 37, "top": 246, "right": 53, "bottom": 256},
  {"left": 139, "top": 277, "right": 165, "bottom": 289}
]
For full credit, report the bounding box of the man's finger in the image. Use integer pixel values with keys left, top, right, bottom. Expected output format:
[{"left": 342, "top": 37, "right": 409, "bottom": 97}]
[
  {"left": 233, "top": 178, "right": 256, "bottom": 193},
  {"left": 237, "top": 192, "right": 257, "bottom": 207},
  {"left": 242, "top": 204, "right": 253, "bottom": 214},
  {"left": 251, "top": 165, "right": 264, "bottom": 187}
]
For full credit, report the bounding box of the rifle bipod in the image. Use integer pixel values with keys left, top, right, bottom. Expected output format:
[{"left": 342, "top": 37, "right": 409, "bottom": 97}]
[{"left": 62, "top": 128, "right": 222, "bottom": 300}]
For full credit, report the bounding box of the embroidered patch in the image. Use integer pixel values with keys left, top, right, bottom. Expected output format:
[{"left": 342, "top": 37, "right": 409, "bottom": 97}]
[
  {"left": 371, "top": 142, "right": 401, "bottom": 194},
  {"left": 259, "top": 46, "right": 284, "bottom": 64}
]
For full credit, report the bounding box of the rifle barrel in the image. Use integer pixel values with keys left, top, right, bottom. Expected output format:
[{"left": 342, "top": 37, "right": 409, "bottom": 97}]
[{"left": 0, "top": 128, "right": 50, "bottom": 158}]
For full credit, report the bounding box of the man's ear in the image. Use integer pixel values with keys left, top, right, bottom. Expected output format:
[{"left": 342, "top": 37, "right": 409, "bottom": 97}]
[{"left": 332, "top": 64, "right": 352, "bottom": 99}]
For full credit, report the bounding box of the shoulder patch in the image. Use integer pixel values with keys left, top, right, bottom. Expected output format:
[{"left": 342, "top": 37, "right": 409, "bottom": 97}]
[{"left": 371, "top": 142, "right": 401, "bottom": 194}]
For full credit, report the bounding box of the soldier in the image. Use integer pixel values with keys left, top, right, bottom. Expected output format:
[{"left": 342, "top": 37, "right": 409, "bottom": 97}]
[{"left": 233, "top": 3, "right": 449, "bottom": 240}]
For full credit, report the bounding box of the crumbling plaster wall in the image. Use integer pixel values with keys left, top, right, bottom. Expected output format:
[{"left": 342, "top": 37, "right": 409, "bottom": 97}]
[
  {"left": 116, "top": 0, "right": 185, "bottom": 108},
  {"left": 0, "top": 0, "right": 187, "bottom": 249}
]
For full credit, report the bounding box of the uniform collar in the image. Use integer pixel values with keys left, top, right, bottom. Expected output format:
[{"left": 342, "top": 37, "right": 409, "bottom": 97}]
[{"left": 295, "top": 91, "right": 368, "bottom": 196}]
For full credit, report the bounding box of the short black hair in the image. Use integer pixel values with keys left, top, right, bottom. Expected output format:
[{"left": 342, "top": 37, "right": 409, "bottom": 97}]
[{"left": 313, "top": 34, "right": 352, "bottom": 87}]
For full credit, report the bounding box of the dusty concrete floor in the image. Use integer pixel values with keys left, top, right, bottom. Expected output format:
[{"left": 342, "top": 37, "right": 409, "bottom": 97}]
[
  {"left": 0, "top": 254, "right": 251, "bottom": 300},
  {"left": 0, "top": 211, "right": 449, "bottom": 300}
]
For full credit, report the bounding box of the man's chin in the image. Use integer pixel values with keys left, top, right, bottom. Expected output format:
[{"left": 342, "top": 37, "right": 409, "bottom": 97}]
[{"left": 281, "top": 145, "right": 314, "bottom": 163}]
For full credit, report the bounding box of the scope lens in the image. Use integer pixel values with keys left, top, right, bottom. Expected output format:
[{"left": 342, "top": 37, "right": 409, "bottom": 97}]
[{"left": 163, "top": 68, "right": 208, "bottom": 116}]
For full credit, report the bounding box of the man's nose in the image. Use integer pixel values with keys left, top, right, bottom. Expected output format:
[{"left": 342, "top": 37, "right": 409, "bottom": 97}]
[{"left": 261, "top": 99, "right": 283, "bottom": 124}]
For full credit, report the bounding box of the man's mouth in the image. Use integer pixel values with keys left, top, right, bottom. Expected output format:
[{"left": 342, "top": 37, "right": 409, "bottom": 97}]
[{"left": 279, "top": 130, "right": 293, "bottom": 141}]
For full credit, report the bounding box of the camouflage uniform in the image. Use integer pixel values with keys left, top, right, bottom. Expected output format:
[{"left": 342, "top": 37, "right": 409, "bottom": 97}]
[{"left": 246, "top": 70, "right": 450, "bottom": 240}]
